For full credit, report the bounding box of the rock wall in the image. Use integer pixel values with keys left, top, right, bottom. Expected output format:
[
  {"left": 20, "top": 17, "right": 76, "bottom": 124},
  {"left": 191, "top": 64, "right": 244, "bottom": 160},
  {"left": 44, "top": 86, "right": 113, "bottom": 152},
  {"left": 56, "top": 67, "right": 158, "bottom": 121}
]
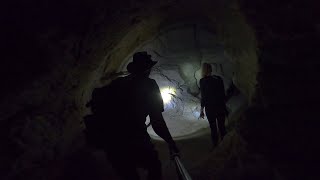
[
  {"left": 240, "top": 0, "right": 319, "bottom": 179},
  {"left": 1, "top": 0, "right": 261, "bottom": 179}
]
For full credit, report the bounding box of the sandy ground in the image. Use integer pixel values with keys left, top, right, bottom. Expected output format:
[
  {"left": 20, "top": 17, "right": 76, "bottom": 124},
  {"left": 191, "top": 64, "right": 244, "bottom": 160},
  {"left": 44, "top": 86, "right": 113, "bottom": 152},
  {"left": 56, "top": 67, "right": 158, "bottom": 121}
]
[
  {"left": 61, "top": 93, "right": 265, "bottom": 180},
  {"left": 62, "top": 126, "right": 277, "bottom": 180},
  {"left": 150, "top": 128, "right": 213, "bottom": 180},
  {"left": 61, "top": 127, "right": 214, "bottom": 180}
]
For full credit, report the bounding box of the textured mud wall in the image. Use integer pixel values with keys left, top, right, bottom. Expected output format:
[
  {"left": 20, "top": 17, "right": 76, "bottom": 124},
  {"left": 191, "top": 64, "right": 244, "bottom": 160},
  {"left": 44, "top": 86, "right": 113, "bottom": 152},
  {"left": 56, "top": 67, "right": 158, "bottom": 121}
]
[
  {"left": 1, "top": 0, "right": 318, "bottom": 179},
  {"left": 0, "top": 0, "right": 259, "bottom": 179},
  {"left": 240, "top": 0, "right": 319, "bottom": 179}
]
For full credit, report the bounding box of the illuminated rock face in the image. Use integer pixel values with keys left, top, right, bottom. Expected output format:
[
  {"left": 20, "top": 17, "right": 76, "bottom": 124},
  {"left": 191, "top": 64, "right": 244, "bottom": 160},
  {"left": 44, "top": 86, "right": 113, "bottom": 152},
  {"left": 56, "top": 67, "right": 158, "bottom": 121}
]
[
  {"left": 1, "top": 0, "right": 318, "bottom": 179},
  {"left": 1, "top": 1, "right": 258, "bottom": 178},
  {"left": 146, "top": 66, "right": 210, "bottom": 138},
  {"left": 124, "top": 24, "right": 248, "bottom": 138}
]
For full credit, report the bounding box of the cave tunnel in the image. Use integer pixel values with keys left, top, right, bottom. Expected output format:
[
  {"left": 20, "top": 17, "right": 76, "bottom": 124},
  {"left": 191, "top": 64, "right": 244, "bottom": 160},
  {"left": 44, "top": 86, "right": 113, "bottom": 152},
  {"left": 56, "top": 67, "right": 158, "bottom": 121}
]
[{"left": 1, "top": 0, "right": 319, "bottom": 180}]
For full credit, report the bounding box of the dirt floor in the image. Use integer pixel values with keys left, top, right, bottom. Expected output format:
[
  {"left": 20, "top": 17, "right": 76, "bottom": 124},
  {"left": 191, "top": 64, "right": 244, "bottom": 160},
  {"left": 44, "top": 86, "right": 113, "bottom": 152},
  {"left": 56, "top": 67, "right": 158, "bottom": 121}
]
[{"left": 61, "top": 127, "right": 277, "bottom": 180}]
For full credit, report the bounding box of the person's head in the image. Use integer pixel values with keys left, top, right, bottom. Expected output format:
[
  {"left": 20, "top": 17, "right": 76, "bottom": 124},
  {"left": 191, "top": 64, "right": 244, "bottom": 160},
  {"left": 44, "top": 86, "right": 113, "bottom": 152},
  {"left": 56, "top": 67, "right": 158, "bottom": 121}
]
[
  {"left": 127, "top": 52, "right": 157, "bottom": 77},
  {"left": 201, "top": 63, "right": 212, "bottom": 78}
]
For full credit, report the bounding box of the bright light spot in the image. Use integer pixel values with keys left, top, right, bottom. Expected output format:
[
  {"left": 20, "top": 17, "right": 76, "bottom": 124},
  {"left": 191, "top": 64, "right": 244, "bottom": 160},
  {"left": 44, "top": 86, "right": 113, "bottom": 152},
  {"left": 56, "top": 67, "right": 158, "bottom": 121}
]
[
  {"left": 161, "top": 87, "right": 176, "bottom": 104},
  {"left": 193, "top": 111, "right": 200, "bottom": 118}
]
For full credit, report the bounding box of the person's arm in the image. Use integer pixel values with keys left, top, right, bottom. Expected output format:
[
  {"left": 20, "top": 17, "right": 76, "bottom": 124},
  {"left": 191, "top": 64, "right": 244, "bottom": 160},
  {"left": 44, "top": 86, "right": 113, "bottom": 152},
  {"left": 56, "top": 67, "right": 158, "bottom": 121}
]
[
  {"left": 218, "top": 77, "right": 229, "bottom": 116},
  {"left": 148, "top": 80, "right": 179, "bottom": 154},
  {"left": 219, "top": 77, "right": 227, "bottom": 103},
  {"left": 200, "top": 79, "right": 205, "bottom": 119},
  {"left": 226, "top": 82, "right": 234, "bottom": 101},
  {"left": 149, "top": 112, "right": 178, "bottom": 152}
]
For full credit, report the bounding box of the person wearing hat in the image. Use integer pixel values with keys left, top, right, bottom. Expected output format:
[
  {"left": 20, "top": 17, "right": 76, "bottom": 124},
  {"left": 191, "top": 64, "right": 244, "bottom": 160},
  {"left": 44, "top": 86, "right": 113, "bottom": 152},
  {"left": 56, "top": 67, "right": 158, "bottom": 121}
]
[{"left": 103, "top": 52, "right": 179, "bottom": 180}]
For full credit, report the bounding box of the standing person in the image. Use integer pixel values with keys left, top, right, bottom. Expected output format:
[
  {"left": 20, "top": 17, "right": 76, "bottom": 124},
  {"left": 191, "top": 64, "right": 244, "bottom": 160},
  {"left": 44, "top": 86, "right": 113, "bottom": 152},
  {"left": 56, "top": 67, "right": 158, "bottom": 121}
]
[
  {"left": 100, "top": 52, "right": 179, "bottom": 180},
  {"left": 199, "top": 63, "right": 227, "bottom": 148}
]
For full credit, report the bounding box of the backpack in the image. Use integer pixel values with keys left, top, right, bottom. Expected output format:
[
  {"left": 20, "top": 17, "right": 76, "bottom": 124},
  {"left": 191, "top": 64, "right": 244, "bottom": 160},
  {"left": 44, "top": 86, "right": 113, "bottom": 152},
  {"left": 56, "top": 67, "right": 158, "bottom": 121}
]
[{"left": 83, "top": 78, "right": 124, "bottom": 148}]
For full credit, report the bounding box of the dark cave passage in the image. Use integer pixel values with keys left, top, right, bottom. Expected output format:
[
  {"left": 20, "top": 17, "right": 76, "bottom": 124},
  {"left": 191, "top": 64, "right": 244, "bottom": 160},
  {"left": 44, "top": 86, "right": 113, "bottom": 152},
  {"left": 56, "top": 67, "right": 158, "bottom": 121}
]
[
  {"left": 114, "top": 22, "right": 249, "bottom": 139},
  {"left": 1, "top": 0, "right": 319, "bottom": 180}
]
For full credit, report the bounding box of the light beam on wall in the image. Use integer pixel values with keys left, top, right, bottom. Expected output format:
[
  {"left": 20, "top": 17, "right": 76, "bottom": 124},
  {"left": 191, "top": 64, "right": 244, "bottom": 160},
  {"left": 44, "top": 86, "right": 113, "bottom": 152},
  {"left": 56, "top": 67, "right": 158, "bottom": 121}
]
[{"left": 160, "top": 87, "right": 176, "bottom": 104}]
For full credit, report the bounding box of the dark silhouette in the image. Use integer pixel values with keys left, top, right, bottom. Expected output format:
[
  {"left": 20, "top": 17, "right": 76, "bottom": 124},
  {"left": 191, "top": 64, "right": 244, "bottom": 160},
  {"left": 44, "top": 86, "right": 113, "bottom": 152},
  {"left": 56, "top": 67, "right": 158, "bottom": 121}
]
[
  {"left": 199, "top": 63, "right": 227, "bottom": 148},
  {"left": 92, "top": 52, "right": 179, "bottom": 180}
]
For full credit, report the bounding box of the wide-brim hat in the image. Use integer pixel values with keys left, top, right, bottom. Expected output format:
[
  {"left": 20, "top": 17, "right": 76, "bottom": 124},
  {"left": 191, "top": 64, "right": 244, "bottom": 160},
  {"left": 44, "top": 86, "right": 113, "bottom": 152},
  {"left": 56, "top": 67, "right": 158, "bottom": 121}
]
[{"left": 127, "top": 52, "right": 157, "bottom": 74}]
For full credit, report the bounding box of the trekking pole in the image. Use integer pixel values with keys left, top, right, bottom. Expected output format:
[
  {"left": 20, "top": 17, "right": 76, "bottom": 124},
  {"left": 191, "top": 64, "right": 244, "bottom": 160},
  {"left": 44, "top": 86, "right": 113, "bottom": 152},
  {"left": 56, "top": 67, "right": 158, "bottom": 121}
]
[{"left": 172, "top": 154, "right": 193, "bottom": 180}]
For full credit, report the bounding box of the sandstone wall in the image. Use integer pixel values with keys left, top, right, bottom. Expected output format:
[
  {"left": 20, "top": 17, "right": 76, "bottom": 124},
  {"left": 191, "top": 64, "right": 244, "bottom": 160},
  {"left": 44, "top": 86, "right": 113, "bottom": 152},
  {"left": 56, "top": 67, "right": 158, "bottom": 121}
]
[{"left": 1, "top": 0, "right": 260, "bottom": 179}]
